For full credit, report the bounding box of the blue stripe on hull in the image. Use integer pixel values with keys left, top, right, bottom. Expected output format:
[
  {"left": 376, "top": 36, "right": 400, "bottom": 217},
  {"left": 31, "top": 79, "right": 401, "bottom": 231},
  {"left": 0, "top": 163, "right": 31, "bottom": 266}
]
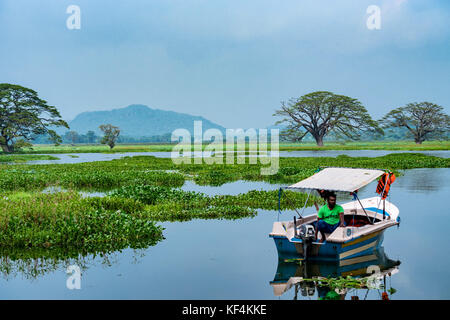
[
  {"left": 340, "top": 233, "right": 384, "bottom": 260},
  {"left": 271, "top": 231, "right": 385, "bottom": 261}
]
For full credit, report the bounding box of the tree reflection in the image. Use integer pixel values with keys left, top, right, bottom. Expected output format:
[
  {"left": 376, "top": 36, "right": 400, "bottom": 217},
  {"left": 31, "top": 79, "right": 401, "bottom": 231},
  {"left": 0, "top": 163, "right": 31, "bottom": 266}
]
[{"left": 397, "top": 168, "right": 446, "bottom": 193}]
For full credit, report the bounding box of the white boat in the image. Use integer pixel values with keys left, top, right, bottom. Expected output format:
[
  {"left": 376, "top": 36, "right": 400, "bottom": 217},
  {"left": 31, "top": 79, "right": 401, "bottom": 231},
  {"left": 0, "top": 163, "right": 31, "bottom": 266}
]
[{"left": 270, "top": 167, "right": 400, "bottom": 261}]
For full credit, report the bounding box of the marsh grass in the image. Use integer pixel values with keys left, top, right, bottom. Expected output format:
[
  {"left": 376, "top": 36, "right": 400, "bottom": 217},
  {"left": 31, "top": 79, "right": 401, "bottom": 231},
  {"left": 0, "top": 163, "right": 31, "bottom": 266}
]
[
  {"left": 0, "top": 191, "right": 164, "bottom": 251},
  {"left": 278, "top": 140, "right": 450, "bottom": 151},
  {"left": 0, "top": 152, "right": 448, "bottom": 247},
  {"left": 177, "top": 153, "right": 449, "bottom": 185},
  {"left": 110, "top": 185, "right": 323, "bottom": 221},
  {"left": 10, "top": 144, "right": 176, "bottom": 154},
  {"left": 0, "top": 164, "right": 186, "bottom": 191},
  {"left": 0, "top": 153, "right": 448, "bottom": 192},
  {"left": 0, "top": 154, "right": 59, "bottom": 163},
  {"left": 7, "top": 140, "right": 450, "bottom": 154}
]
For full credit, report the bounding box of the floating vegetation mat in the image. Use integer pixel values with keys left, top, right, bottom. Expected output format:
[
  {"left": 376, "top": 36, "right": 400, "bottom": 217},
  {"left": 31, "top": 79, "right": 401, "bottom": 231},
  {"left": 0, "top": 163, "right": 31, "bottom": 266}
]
[
  {"left": 0, "top": 192, "right": 164, "bottom": 250},
  {"left": 0, "top": 153, "right": 448, "bottom": 192},
  {"left": 0, "top": 154, "right": 59, "bottom": 163},
  {"left": 0, "top": 153, "right": 448, "bottom": 247}
]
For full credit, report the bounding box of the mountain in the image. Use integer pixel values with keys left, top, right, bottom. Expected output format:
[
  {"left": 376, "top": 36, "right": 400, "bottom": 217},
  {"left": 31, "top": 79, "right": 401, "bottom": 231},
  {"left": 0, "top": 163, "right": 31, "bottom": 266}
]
[{"left": 62, "top": 104, "right": 226, "bottom": 137}]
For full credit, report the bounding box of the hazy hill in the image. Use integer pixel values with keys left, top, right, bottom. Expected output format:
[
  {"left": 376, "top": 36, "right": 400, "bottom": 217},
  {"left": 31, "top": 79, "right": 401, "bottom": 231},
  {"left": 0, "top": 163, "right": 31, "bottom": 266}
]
[{"left": 63, "top": 104, "right": 226, "bottom": 137}]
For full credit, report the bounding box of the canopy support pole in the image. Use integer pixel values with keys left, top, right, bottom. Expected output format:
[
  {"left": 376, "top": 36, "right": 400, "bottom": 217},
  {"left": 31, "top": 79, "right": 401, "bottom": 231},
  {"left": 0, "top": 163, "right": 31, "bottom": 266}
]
[
  {"left": 278, "top": 188, "right": 282, "bottom": 221},
  {"left": 279, "top": 187, "right": 304, "bottom": 219},
  {"left": 355, "top": 193, "right": 374, "bottom": 225},
  {"left": 300, "top": 190, "right": 312, "bottom": 218}
]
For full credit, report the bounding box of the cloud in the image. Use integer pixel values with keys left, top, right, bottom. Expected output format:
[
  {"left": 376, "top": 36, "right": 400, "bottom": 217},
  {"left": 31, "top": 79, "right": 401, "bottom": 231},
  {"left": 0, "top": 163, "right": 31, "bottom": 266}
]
[
  {"left": 378, "top": 0, "right": 450, "bottom": 46},
  {"left": 1, "top": 0, "right": 448, "bottom": 55},
  {"left": 1, "top": 0, "right": 449, "bottom": 126}
]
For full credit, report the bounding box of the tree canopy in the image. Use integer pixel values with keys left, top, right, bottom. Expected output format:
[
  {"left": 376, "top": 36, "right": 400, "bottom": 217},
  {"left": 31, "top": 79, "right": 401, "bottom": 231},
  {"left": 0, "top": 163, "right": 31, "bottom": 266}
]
[
  {"left": 273, "top": 91, "right": 382, "bottom": 146},
  {"left": 99, "top": 124, "right": 120, "bottom": 149},
  {"left": 380, "top": 102, "right": 449, "bottom": 144},
  {"left": 0, "top": 83, "right": 68, "bottom": 152}
]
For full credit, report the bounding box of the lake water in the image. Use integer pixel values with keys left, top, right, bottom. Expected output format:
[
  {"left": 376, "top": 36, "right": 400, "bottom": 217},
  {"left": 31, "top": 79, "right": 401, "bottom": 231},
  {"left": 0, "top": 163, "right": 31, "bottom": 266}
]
[
  {"left": 1, "top": 167, "right": 449, "bottom": 300},
  {"left": 19, "top": 149, "right": 450, "bottom": 165}
]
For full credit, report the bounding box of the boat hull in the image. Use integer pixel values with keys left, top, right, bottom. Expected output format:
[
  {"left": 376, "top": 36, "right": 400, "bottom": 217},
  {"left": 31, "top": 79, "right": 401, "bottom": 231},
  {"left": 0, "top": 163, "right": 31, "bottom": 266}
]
[{"left": 271, "top": 230, "right": 385, "bottom": 261}]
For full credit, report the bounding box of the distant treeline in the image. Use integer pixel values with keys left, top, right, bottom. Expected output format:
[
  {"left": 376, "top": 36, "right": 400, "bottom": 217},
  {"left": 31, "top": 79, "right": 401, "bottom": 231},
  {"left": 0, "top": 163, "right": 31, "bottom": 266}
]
[
  {"left": 279, "top": 126, "right": 432, "bottom": 142},
  {"left": 32, "top": 131, "right": 173, "bottom": 145},
  {"left": 29, "top": 126, "right": 437, "bottom": 145}
]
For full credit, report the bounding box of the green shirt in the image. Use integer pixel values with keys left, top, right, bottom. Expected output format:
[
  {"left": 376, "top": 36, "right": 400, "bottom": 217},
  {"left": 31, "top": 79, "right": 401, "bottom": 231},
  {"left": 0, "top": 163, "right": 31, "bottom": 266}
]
[{"left": 318, "top": 204, "right": 344, "bottom": 225}]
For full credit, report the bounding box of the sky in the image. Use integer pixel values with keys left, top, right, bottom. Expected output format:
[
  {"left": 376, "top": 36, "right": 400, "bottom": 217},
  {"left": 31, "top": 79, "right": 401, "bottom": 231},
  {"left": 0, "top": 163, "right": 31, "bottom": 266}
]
[{"left": 1, "top": 0, "right": 449, "bottom": 128}]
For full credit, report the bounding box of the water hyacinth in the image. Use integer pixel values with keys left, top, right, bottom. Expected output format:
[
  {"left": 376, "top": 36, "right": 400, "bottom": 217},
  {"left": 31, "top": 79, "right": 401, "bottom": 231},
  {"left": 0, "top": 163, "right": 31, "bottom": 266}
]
[
  {"left": 0, "top": 152, "right": 447, "bottom": 247},
  {"left": 1, "top": 153, "right": 448, "bottom": 192},
  {"left": 0, "top": 164, "right": 186, "bottom": 191},
  {"left": 109, "top": 185, "right": 206, "bottom": 205},
  {"left": 0, "top": 154, "right": 59, "bottom": 163},
  {"left": 0, "top": 192, "right": 164, "bottom": 251},
  {"left": 6, "top": 140, "right": 450, "bottom": 155},
  {"left": 109, "top": 185, "right": 322, "bottom": 222},
  {"left": 141, "top": 203, "right": 257, "bottom": 222}
]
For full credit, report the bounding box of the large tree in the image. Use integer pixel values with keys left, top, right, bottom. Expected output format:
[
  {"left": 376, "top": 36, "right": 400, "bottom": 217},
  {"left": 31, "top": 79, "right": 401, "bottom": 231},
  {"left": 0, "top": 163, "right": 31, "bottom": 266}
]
[
  {"left": 273, "top": 91, "right": 382, "bottom": 146},
  {"left": 380, "top": 102, "right": 449, "bottom": 144},
  {"left": 0, "top": 84, "right": 68, "bottom": 152},
  {"left": 99, "top": 124, "right": 120, "bottom": 149}
]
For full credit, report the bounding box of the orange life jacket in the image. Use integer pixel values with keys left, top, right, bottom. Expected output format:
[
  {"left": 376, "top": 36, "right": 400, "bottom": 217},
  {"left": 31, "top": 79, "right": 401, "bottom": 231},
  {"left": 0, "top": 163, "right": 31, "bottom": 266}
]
[{"left": 376, "top": 172, "right": 396, "bottom": 200}]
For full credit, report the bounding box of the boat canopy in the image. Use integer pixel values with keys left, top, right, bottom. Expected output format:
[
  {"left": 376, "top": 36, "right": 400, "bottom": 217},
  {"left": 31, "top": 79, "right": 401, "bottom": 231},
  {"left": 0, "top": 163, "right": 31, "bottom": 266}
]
[{"left": 286, "top": 167, "right": 385, "bottom": 193}]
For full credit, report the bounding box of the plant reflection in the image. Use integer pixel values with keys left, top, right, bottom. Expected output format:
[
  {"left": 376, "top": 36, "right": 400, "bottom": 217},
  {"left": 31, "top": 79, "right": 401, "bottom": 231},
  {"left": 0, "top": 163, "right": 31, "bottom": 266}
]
[
  {"left": 0, "top": 245, "right": 158, "bottom": 281},
  {"left": 270, "top": 248, "right": 400, "bottom": 300}
]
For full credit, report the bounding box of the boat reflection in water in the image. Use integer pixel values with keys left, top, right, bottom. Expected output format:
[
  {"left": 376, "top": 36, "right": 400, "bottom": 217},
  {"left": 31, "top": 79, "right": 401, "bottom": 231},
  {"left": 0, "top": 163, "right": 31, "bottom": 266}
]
[{"left": 270, "top": 248, "right": 400, "bottom": 300}]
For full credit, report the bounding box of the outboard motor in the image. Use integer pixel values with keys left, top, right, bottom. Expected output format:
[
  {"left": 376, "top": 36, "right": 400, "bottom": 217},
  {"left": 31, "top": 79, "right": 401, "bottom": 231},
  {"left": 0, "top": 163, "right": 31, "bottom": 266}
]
[
  {"left": 300, "top": 224, "right": 315, "bottom": 259},
  {"left": 294, "top": 217, "right": 315, "bottom": 260},
  {"left": 299, "top": 224, "right": 315, "bottom": 240}
]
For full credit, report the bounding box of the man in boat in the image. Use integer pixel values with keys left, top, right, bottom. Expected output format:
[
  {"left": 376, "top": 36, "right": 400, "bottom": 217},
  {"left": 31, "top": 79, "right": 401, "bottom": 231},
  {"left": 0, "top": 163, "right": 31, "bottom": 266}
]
[{"left": 313, "top": 192, "right": 345, "bottom": 243}]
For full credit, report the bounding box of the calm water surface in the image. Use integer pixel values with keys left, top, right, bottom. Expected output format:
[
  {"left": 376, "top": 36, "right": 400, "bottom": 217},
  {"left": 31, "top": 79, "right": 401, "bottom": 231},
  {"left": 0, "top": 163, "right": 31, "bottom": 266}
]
[
  {"left": 20, "top": 149, "right": 450, "bottom": 165},
  {"left": 1, "top": 168, "right": 449, "bottom": 299}
]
